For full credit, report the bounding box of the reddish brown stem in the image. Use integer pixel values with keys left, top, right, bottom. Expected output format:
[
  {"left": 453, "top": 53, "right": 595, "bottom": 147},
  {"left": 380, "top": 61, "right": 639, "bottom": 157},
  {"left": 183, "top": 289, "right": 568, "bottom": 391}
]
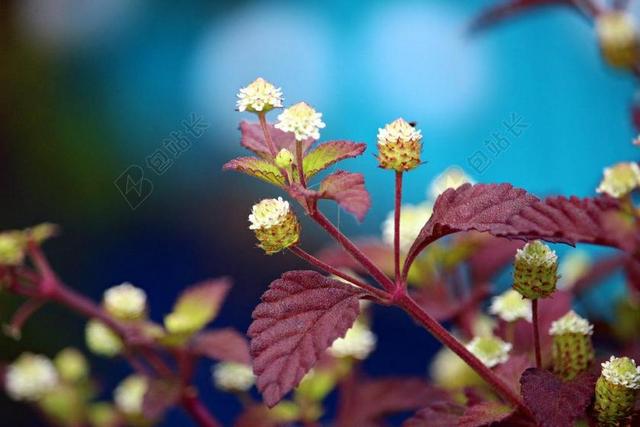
[
  {"left": 257, "top": 112, "right": 277, "bottom": 157},
  {"left": 5, "top": 298, "right": 46, "bottom": 338},
  {"left": 394, "top": 171, "right": 403, "bottom": 284},
  {"left": 397, "top": 292, "right": 532, "bottom": 417},
  {"left": 532, "top": 299, "right": 542, "bottom": 368},
  {"left": 181, "top": 388, "right": 222, "bottom": 427},
  {"left": 296, "top": 139, "right": 307, "bottom": 188}
]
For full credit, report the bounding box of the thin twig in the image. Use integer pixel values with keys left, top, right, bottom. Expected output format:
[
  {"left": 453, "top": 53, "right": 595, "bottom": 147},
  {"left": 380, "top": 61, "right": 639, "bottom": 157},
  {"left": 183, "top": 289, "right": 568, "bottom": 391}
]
[
  {"left": 394, "top": 171, "right": 403, "bottom": 285},
  {"left": 532, "top": 299, "right": 542, "bottom": 368}
]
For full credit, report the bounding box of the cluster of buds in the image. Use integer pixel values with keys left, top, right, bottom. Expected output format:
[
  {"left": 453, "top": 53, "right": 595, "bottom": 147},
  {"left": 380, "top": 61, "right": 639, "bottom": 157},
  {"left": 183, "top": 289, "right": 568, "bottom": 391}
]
[
  {"left": 212, "top": 362, "right": 255, "bottom": 392},
  {"left": 102, "top": 282, "right": 147, "bottom": 321},
  {"left": 594, "top": 356, "right": 640, "bottom": 425},
  {"left": 275, "top": 102, "right": 325, "bottom": 142},
  {"left": 328, "top": 320, "right": 377, "bottom": 360},
  {"left": 596, "top": 162, "right": 640, "bottom": 199},
  {"left": 596, "top": 12, "right": 640, "bottom": 69},
  {"left": 376, "top": 118, "right": 422, "bottom": 172},
  {"left": 548, "top": 311, "right": 594, "bottom": 380},
  {"left": 4, "top": 353, "right": 59, "bottom": 401},
  {"left": 249, "top": 197, "right": 300, "bottom": 254},
  {"left": 489, "top": 288, "right": 532, "bottom": 323},
  {"left": 236, "top": 77, "right": 283, "bottom": 113},
  {"left": 465, "top": 335, "right": 512, "bottom": 368},
  {"left": 513, "top": 240, "right": 558, "bottom": 299}
]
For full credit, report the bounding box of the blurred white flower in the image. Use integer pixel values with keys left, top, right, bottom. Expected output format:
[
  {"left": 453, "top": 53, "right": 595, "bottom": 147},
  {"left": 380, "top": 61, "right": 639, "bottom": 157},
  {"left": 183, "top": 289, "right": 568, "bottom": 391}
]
[
  {"left": 114, "top": 375, "right": 148, "bottom": 416},
  {"left": 381, "top": 203, "right": 432, "bottom": 252},
  {"left": 328, "top": 321, "right": 376, "bottom": 360},
  {"left": 212, "top": 362, "right": 255, "bottom": 392},
  {"left": 5, "top": 353, "right": 58, "bottom": 401},
  {"left": 489, "top": 289, "right": 532, "bottom": 322},
  {"left": 275, "top": 102, "right": 325, "bottom": 141},
  {"left": 103, "top": 283, "right": 147, "bottom": 320},
  {"left": 465, "top": 335, "right": 511, "bottom": 368},
  {"left": 428, "top": 166, "right": 475, "bottom": 199}
]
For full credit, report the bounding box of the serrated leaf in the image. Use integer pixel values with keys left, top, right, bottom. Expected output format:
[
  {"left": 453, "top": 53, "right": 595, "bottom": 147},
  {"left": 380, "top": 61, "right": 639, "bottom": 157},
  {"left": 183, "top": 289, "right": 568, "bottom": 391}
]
[
  {"left": 223, "top": 157, "right": 285, "bottom": 186},
  {"left": 319, "top": 171, "right": 371, "bottom": 221},
  {"left": 191, "top": 328, "right": 251, "bottom": 365},
  {"left": 248, "top": 271, "right": 363, "bottom": 407},
  {"left": 142, "top": 379, "right": 180, "bottom": 420},
  {"left": 520, "top": 368, "right": 597, "bottom": 427},
  {"left": 303, "top": 141, "right": 366, "bottom": 178},
  {"left": 458, "top": 402, "right": 513, "bottom": 427},
  {"left": 239, "top": 121, "right": 314, "bottom": 158},
  {"left": 164, "top": 278, "right": 231, "bottom": 336}
]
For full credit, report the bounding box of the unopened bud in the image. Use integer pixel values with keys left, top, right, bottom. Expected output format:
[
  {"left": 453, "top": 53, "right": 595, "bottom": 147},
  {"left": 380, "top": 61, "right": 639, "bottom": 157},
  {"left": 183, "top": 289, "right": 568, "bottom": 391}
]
[
  {"left": 54, "top": 347, "right": 89, "bottom": 383},
  {"left": 5, "top": 353, "right": 58, "bottom": 401},
  {"left": 594, "top": 356, "right": 640, "bottom": 426},
  {"left": 248, "top": 197, "right": 300, "bottom": 254},
  {"left": 597, "top": 12, "right": 640, "bottom": 69},
  {"left": 549, "top": 311, "right": 594, "bottom": 380},
  {"left": 85, "top": 320, "right": 123, "bottom": 357},
  {"left": 513, "top": 240, "right": 558, "bottom": 299},
  {"left": 114, "top": 375, "right": 148, "bottom": 417},
  {"left": 103, "top": 283, "right": 147, "bottom": 320},
  {"left": 0, "top": 230, "right": 26, "bottom": 266},
  {"left": 275, "top": 148, "right": 294, "bottom": 168},
  {"left": 212, "top": 362, "right": 255, "bottom": 392},
  {"left": 377, "top": 118, "right": 422, "bottom": 172}
]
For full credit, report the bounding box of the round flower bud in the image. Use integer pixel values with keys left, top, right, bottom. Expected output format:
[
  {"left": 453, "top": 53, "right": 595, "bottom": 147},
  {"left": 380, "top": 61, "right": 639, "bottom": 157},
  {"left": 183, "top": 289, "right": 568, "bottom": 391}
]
[
  {"left": 489, "top": 289, "right": 532, "bottom": 323},
  {"left": 0, "top": 230, "right": 26, "bottom": 266},
  {"left": 236, "top": 77, "right": 283, "bottom": 113},
  {"left": 275, "top": 148, "right": 294, "bottom": 169},
  {"left": 594, "top": 356, "right": 640, "bottom": 426},
  {"left": 103, "top": 283, "right": 147, "bottom": 320},
  {"left": 549, "top": 311, "right": 594, "bottom": 380},
  {"left": 211, "top": 362, "right": 255, "bottom": 392},
  {"left": 429, "top": 166, "right": 475, "bottom": 199},
  {"left": 114, "top": 375, "right": 148, "bottom": 417},
  {"left": 275, "top": 102, "right": 325, "bottom": 141},
  {"left": 465, "top": 335, "right": 512, "bottom": 368},
  {"left": 54, "top": 347, "right": 89, "bottom": 383},
  {"left": 5, "top": 353, "right": 58, "bottom": 401},
  {"left": 596, "top": 12, "right": 640, "bottom": 69},
  {"left": 85, "top": 319, "right": 123, "bottom": 357},
  {"left": 377, "top": 118, "right": 422, "bottom": 172},
  {"left": 248, "top": 197, "right": 300, "bottom": 254},
  {"left": 381, "top": 203, "right": 432, "bottom": 252},
  {"left": 596, "top": 162, "right": 640, "bottom": 198},
  {"left": 513, "top": 240, "right": 558, "bottom": 299},
  {"left": 328, "top": 320, "right": 377, "bottom": 360}
]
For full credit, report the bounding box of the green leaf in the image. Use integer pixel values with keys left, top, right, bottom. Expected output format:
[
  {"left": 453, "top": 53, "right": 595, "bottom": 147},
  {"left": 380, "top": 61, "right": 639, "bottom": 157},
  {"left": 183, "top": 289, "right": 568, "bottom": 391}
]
[
  {"left": 223, "top": 156, "right": 285, "bottom": 186},
  {"left": 303, "top": 141, "right": 365, "bottom": 178}
]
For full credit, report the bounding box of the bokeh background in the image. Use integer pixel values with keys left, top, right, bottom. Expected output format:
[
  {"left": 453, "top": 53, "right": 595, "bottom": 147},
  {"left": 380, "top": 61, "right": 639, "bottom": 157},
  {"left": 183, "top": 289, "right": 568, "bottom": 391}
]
[{"left": 1, "top": 0, "right": 638, "bottom": 425}]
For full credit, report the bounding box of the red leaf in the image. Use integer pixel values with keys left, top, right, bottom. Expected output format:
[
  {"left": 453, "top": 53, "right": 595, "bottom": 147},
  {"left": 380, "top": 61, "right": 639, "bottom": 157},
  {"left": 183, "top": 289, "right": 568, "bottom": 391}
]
[
  {"left": 520, "top": 368, "right": 597, "bottom": 427},
  {"left": 469, "top": 0, "right": 571, "bottom": 33},
  {"left": 319, "top": 171, "right": 371, "bottom": 221},
  {"left": 239, "top": 121, "right": 313, "bottom": 157},
  {"left": 625, "top": 255, "right": 640, "bottom": 294},
  {"left": 458, "top": 402, "right": 514, "bottom": 427},
  {"left": 191, "top": 328, "right": 251, "bottom": 365},
  {"left": 303, "top": 140, "right": 366, "bottom": 178},
  {"left": 143, "top": 379, "right": 180, "bottom": 420},
  {"left": 403, "top": 401, "right": 465, "bottom": 427},
  {"left": 337, "top": 377, "right": 452, "bottom": 427},
  {"left": 248, "top": 271, "right": 363, "bottom": 407},
  {"left": 494, "top": 355, "right": 533, "bottom": 394},
  {"left": 469, "top": 237, "right": 525, "bottom": 283}
]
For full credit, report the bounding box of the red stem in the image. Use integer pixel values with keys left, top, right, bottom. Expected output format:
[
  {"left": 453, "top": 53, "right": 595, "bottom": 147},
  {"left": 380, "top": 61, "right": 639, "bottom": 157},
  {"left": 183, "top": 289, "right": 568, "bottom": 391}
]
[
  {"left": 397, "top": 292, "right": 532, "bottom": 417},
  {"left": 296, "top": 140, "right": 307, "bottom": 188},
  {"left": 394, "top": 171, "right": 403, "bottom": 284},
  {"left": 532, "top": 299, "right": 542, "bottom": 368},
  {"left": 5, "top": 298, "right": 46, "bottom": 338},
  {"left": 181, "top": 388, "right": 222, "bottom": 427},
  {"left": 258, "top": 112, "right": 278, "bottom": 157}
]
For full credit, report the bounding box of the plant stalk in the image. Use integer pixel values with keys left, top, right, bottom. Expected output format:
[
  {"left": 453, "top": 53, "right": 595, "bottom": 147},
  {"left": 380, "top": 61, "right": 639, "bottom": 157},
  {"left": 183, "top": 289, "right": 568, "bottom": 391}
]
[
  {"left": 181, "top": 388, "right": 222, "bottom": 427},
  {"left": 257, "top": 112, "right": 278, "bottom": 157},
  {"left": 532, "top": 299, "right": 542, "bottom": 368}
]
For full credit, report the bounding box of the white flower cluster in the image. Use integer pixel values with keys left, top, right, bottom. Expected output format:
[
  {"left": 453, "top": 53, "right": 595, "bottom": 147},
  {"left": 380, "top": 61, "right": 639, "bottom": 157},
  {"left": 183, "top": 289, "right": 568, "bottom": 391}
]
[
  {"left": 381, "top": 203, "right": 432, "bottom": 252},
  {"left": 275, "top": 102, "right": 325, "bottom": 141},
  {"left": 489, "top": 289, "right": 532, "bottom": 322},
  {"left": 114, "top": 375, "right": 148, "bottom": 416},
  {"left": 465, "top": 335, "right": 512, "bottom": 368},
  {"left": 236, "top": 77, "right": 283, "bottom": 113},
  {"left": 596, "top": 162, "right": 640, "bottom": 198},
  {"left": 377, "top": 118, "right": 421, "bottom": 146},
  {"left": 212, "top": 362, "right": 255, "bottom": 392},
  {"left": 328, "top": 321, "right": 377, "bottom": 360},
  {"left": 103, "top": 283, "right": 147, "bottom": 320},
  {"left": 428, "top": 166, "right": 475, "bottom": 199},
  {"left": 5, "top": 353, "right": 58, "bottom": 401},
  {"left": 515, "top": 240, "right": 557, "bottom": 268},
  {"left": 248, "top": 197, "right": 291, "bottom": 230},
  {"left": 601, "top": 356, "right": 640, "bottom": 389},
  {"left": 549, "top": 310, "right": 594, "bottom": 336}
]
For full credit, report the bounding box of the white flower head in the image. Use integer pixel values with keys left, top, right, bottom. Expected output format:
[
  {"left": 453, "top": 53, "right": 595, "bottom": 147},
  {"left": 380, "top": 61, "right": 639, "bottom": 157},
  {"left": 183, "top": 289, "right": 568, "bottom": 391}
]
[
  {"left": 236, "top": 77, "right": 283, "bottom": 113},
  {"left": 429, "top": 166, "right": 475, "bottom": 200},
  {"left": 248, "top": 197, "right": 291, "bottom": 230},
  {"left": 515, "top": 240, "right": 558, "bottom": 268},
  {"left": 275, "top": 102, "right": 325, "bottom": 141},
  {"left": 465, "top": 335, "right": 512, "bottom": 368},
  {"left": 114, "top": 375, "right": 148, "bottom": 416},
  {"left": 381, "top": 203, "right": 433, "bottom": 252},
  {"left": 558, "top": 250, "right": 590, "bottom": 290},
  {"left": 549, "top": 310, "right": 594, "bottom": 336},
  {"left": 377, "top": 118, "right": 422, "bottom": 146},
  {"left": 489, "top": 289, "right": 532, "bottom": 322},
  {"left": 85, "top": 319, "right": 123, "bottom": 357},
  {"left": 328, "top": 320, "right": 377, "bottom": 360},
  {"left": 103, "top": 283, "right": 147, "bottom": 320},
  {"left": 596, "top": 162, "right": 640, "bottom": 198},
  {"left": 601, "top": 356, "right": 640, "bottom": 389},
  {"left": 211, "top": 362, "right": 255, "bottom": 392},
  {"left": 5, "top": 353, "right": 58, "bottom": 401}
]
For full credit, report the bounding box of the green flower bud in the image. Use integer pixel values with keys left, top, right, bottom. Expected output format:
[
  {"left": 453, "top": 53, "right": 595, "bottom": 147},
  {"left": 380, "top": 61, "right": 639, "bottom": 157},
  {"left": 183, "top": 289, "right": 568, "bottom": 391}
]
[
  {"left": 594, "top": 356, "right": 640, "bottom": 426},
  {"left": 597, "top": 12, "right": 640, "bottom": 69},
  {"left": 0, "top": 231, "right": 26, "bottom": 266},
  {"left": 248, "top": 197, "right": 300, "bottom": 254},
  {"left": 103, "top": 283, "right": 147, "bottom": 321},
  {"left": 88, "top": 402, "right": 121, "bottom": 427},
  {"left": 513, "top": 240, "right": 558, "bottom": 299},
  {"left": 85, "top": 320, "right": 123, "bottom": 357},
  {"left": 39, "top": 384, "right": 84, "bottom": 426},
  {"left": 54, "top": 347, "right": 89, "bottom": 383},
  {"left": 377, "top": 118, "right": 422, "bottom": 172},
  {"left": 275, "top": 148, "right": 294, "bottom": 169},
  {"left": 114, "top": 375, "right": 148, "bottom": 418},
  {"left": 549, "top": 311, "right": 594, "bottom": 380}
]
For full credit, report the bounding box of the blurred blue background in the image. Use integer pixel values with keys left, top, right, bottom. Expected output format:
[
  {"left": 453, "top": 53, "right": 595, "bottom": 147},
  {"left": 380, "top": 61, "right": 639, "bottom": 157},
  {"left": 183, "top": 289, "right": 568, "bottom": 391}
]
[{"left": 1, "top": 0, "right": 637, "bottom": 425}]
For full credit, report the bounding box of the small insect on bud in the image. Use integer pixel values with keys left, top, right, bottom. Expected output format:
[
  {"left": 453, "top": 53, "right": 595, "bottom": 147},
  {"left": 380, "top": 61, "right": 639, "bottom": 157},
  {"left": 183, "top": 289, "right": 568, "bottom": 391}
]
[
  {"left": 275, "top": 148, "right": 294, "bottom": 169},
  {"left": 465, "top": 335, "right": 512, "bottom": 368},
  {"left": 548, "top": 311, "right": 594, "bottom": 380},
  {"left": 328, "top": 320, "right": 377, "bottom": 360},
  {"left": 594, "top": 356, "right": 640, "bottom": 426},
  {"left": 596, "top": 162, "right": 640, "bottom": 199},
  {"left": 489, "top": 289, "right": 532, "bottom": 323},
  {"left": 5, "top": 353, "right": 58, "bottom": 401},
  {"left": 377, "top": 118, "right": 423, "bottom": 172},
  {"left": 54, "top": 348, "right": 89, "bottom": 383},
  {"left": 103, "top": 283, "right": 147, "bottom": 321},
  {"left": 85, "top": 319, "right": 123, "bottom": 357},
  {"left": 114, "top": 375, "right": 148, "bottom": 417},
  {"left": 275, "top": 102, "right": 326, "bottom": 141},
  {"left": 596, "top": 12, "right": 640, "bottom": 69},
  {"left": 212, "top": 362, "right": 255, "bottom": 392},
  {"left": 236, "top": 77, "right": 283, "bottom": 113},
  {"left": 513, "top": 240, "right": 558, "bottom": 300},
  {"left": 248, "top": 197, "right": 300, "bottom": 254}
]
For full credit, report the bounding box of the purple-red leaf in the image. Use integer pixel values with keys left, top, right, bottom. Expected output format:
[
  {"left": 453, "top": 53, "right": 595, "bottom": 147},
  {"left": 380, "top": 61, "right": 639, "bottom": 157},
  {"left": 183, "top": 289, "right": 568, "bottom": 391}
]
[
  {"left": 239, "top": 121, "right": 314, "bottom": 157},
  {"left": 222, "top": 156, "right": 285, "bottom": 187},
  {"left": 403, "top": 401, "right": 465, "bottom": 427},
  {"left": 494, "top": 354, "right": 533, "bottom": 394},
  {"left": 143, "top": 379, "right": 180, "bottom": 420},
  {"left": 520, "top": 368, "right": 597, "bottom": 427},
  {"left": 191, "top": 328, "right": 251, "bottom": 365},
  {"left": 458, "top": 402, "right": 514, "bottom": 427},
  {"left": 303, "top": 140, "right": 366, "bottom": 178},
  {"left": 248, "top": 270, "right": 363, "bottom": 407},
  {"left": 469, "top": 237, "right": 525, "bottom": 283},
  {"left": 319, "top": 170, "right": 371, "bottom": 221}
]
